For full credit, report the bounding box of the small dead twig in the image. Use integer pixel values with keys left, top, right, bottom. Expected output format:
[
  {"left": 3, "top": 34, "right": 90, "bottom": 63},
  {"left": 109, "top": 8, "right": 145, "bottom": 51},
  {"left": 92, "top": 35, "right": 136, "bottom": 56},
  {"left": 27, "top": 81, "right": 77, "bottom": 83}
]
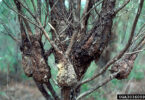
[
  {"left": 17, "top": 0, "right": 36, "bottom": 19},
  {"left": 114, "top": 0, "right": 130, "bottom": 14},
  {"left": 133, "top": 23, "right": 145, "bottom": 41},
  {"left": 80, "top": 0, "right": 103, "bottom": 25},
  {"left": 0, "top": 20, "right": 20, "bottom": 43},
  {"left": 125, "top": 48, "right": 145, "bottom": 55},
  {"left": 2, "top": 0, "right": 40, "bottom": 28},
  {"left": 30, "top": 0, "right": 36, "bottom": 12}
]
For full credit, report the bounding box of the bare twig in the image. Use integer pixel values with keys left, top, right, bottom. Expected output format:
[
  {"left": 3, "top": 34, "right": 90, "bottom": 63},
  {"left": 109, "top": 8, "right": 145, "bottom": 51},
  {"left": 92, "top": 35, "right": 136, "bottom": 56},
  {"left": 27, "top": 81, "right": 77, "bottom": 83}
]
[
  {"left": 133, "top": 23, "right": 145, "bottom": 41},
  {"left": 48, "top": 23, "right": 59, "bottom": 39},
  {"left": 2, "top": 0, "right": 41, "bottom": 28},
  {"left": 0, "top": 21, "right": 20, "bottom": 43},
  {"left": 17, "top": 0, "right": 36, "bottom": 19},
  {"left": 45, "top": 0, "right": 59, "bottom": 28},
  {"left": 81, "top": 0, "right": 102, "bottom": 22},
  {"left": 130, "top": 23, "right": 145, "bottom": 51},
  {"left": 77, "top": 0, "right": 81, "bottom": 20},
  {"left": 23, "top": 18, "right": 33, "bottom": 35},
  {"left": 132, "top": 31, "right": 145, "bottom": 51},
  {"left": 116, "top": 5, "right": 134, "bottom": 17},
  {"left": 134, "top": 35, "right": 145, "bottom": 51},
  {"left": 114, "top": 0, "right": 130, "bottom": 14},
  {"left": 138, "top": 39, "right": 145, "bottom": 50},
  {"left": 52, "top": 78, "right": 59, "bottom": 87},
  {"left": 76, "top": 73, "right": 119, "bottom": 100},
  {"left": 31, "top": 0, "right": 36, "bottom": 12},
  {"left": 81, "top": 0, "right": 93, "bottom": 32},
  {"left": 73, "top": 0, "right": 81, "bottom": 22},
  {"left": 43, "top": 0, "right": 49, "bottom": 28},
  {"left": 125, "top": 48, "right": 145, "bottom": 55},
  {"left": 23, "top": 0, "right": 30, "bottom": 10},
  {"left": 1, "top": 31, "right": 20, "bottom": 43},
  {"left": 81, "top": 0, "right": 102, "bottom": 32},
  {"left": 37, "top": 0, "right": 41, "bottom": 20},
  {"left": 36, "top": 18, "right": 63, "bottom": 54}
]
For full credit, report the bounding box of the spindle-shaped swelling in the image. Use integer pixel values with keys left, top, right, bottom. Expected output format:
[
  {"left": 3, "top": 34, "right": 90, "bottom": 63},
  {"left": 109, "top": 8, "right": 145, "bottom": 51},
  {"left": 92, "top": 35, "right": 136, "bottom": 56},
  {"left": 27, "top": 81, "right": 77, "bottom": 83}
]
[
  {"left": 110, "top": 55, "right": 135, "bottom": 80},
  {"left": 57, "top": 61, "right": 77, "bottom": 87},
  {"left": 21, "top": 35, "right": 51, "bottom": 83}
]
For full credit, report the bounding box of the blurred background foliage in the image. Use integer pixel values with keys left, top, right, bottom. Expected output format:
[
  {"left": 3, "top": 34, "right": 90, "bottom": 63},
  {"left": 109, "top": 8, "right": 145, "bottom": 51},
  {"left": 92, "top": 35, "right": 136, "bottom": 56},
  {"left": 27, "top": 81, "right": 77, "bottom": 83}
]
[{"left": 0, "top": 0, "right": 145, "bottom": 100}]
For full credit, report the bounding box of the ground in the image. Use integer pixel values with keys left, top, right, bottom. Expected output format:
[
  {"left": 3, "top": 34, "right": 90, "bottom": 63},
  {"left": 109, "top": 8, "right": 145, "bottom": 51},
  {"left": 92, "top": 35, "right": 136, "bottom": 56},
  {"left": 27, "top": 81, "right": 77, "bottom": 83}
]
[
  {"left": 0, "top": 71, "right": 145, "bottom": 100},
  {"left": 0, "top": 80, "right": 45, "bottom": 100}
]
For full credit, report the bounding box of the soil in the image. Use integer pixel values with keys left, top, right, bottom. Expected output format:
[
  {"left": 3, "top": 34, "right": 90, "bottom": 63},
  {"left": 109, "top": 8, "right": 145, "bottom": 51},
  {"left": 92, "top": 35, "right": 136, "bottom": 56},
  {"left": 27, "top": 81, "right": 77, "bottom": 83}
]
[
  {"left": 0, "top": 71, "right": 145, "bottom": 100},
  {"left": 0, "top": 80, "right": 45, "bottom": 100}
]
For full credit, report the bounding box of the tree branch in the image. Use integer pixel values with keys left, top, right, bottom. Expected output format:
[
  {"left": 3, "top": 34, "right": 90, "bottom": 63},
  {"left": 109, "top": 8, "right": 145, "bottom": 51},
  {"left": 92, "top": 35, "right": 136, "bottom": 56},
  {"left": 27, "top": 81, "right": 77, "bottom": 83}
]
[
  {"left": 72, "top": 0, "right": 81, "bottom": 22},
  {"left": 23, "top": 18, "right": 33, "bottom": 35},
  {"left": 3, "top": 0, "right": 41, "bottom": 28},
  {"left": 133, "top": 23, "right": 145, "bottom": 42},
  {"left": 76, "top": 73, "right": 118, "bottom": 100},
  {"left": 46, "top": 81, "right": 60, "bottom": 100},
  {"left": 43, "top": 0, "right": 49, "bottom": 28},
  {"left": 80, "top": 0, "right": 103, "bottom": 23},
  {"left": 125, "top": 47, "right": 145, "bottom": 55},
  {"left": 81, "top": 0, "right": 99, "bottom": 33},
  {"left": 37, "top": 0, "right": 41, "bottom": 20},
  {"left": 1, "top": 31, "right": 20, "bottom": 43},
  {"left": 0, "top": 20, "right": 20, "bottom": 43},
  {"left": 17, "top": 0, "right": 36, "bottom": 19},
  {"left": 65, "top": 30, "right": 78, "bottom": 57},
  {"left": 48, "top": 23, "right": 59, "bottom": 39},
  {"left": 31, "top": 0, "right": 37, "bottom": 13},
  {"left": 12, "top": 0, "right": 28, "bottom": 41},
  {"left": 36, "top": 18, "right": 63, "bottom": 55},
  {"left": 34, "top": 79, "right": 53, "bottom": 100},
  {"left": 76, "top": 0, "right": 81, "bottom": 20},
  {"left": 133, "top": 32, "right": 145, "bottom": 51},
  {"left": 77, "top": 0, "right": 144, "bottom": 86},
  {"left": 44, "top": 48, "right": 54, "bottom": 58},
  {"left": 114, "top": 0, "right": 130, "bottom": 14}
]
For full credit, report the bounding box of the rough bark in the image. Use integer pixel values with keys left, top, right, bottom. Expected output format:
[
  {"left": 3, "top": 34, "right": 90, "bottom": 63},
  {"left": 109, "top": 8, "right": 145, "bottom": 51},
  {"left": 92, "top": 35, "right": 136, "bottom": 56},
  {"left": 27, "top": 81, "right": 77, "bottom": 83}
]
[
  {"left": 61, "top": 87, "right": 71, "bottom": 100},
  {"left": 71, "top": 0, "right": 116, "bottom": 79}
]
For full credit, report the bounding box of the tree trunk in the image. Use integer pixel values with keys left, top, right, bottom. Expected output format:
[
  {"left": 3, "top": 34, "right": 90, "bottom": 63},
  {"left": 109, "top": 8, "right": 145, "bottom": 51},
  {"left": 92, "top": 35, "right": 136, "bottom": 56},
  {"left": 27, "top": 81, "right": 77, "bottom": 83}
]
[{"left": 61, "top": 87, "right": 71, "bottom": 100}]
